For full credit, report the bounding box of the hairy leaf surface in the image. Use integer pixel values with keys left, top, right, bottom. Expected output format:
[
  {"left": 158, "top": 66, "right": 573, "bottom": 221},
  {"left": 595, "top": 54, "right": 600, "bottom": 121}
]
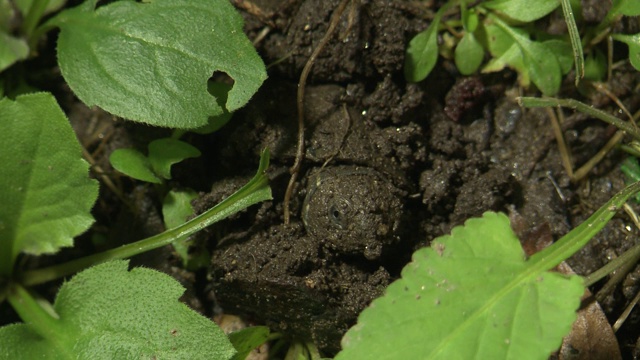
[
  {"left": 0, "top": 93, "right": 97, "bottom": 275},
  {"left": 48, "top": 0, "right": 266, "bottom": 128},
  {"left": 0, "top": 260, "right": 236, "bottom": 359},
  {"left": 337, "top": 212, "right": 584, "bottom": 360}
]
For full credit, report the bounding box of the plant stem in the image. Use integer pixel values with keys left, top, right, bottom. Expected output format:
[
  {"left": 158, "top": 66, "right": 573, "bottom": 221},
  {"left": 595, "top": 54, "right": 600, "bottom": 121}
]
[
  {"left": 20, "top": 150, "right": 271, "bottom": 286},
  {"left": 559, "top": 0, "right": 584, "bottom": 85},
  {"left": 22, "top": 0, "right": 50, "bottom": 39},
  {"left": 518, "top": 97, "right": 640, "bottom": 140},
  {"left": 585, "top": 241, "right": 640, "bottom": 287},
  {"left": 6, "top": 282, "right": 73, "bottom": 357},
  {"left": 528, "top": 181, "right": 640, "bottom": 272}
]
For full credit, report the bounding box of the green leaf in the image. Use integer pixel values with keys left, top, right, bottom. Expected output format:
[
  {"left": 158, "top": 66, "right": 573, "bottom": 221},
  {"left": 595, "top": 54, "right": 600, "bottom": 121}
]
[
  {"left": 461, "top": 6, "right": 479, "bottom": 33},
  {"left": 0, "top": 260, "right": 236, "bottom": 360},
  {"left": 228, "top": 326, "right": 270, "bottom": 360},
  {"left": 47, "top": 0, "right": 267, "bottom": 128},
  {"left": 583, "top": 49, "right": 607, "bottom": 81},
  {"left": 543, "top": 39, "right": 574, "bottom": 74},
  {"left": 454, "top": 31, "right": 484, "bottom": 75},
  {"left": 162, "top": 189, "right": 205, "bottom": 269},
  {"left": 0, "top": 0, "right": 14, "bottom": 32},
  {"left": 611, "top": 33, "right": 640, "bottom": 71},
  {"left": 490, "top": 15, "right": 561, "bottom": 95},
  {"left": 610, "top": 0, "right": 640, "bottom": 17},
  {"left": 0, "top": 93, "right": 98, "bottom": 275},
  {"left": 163, "top": 190, "right": 198, "bottom": 230},
  {"left": 405, "top": 4, "right": 451, "bottom": 82},
  {"left": 480, "top": 24, "right": 530, "bottom": 86},
  {"left": 336, "top": 212, "right": 584, "bottom": 360},
  {"left": 559, "top": 0, "right": 584, "bottom": 84},
  {"left": 482, "top": 0, "right": 560, "bottom": 22},
  {"left": 0, "top": 32, "right": 29, "bottom": 72},
  {"left": 21, "top": 149, "right": 272, "bottom": 286},
  {"left": 14, "top": 0, "right": 66, "bottom": 16},
  {"left": 149, "top": 138, "right": 201, "bottom": 180},
  {"left": 109, "top": 148, "right": 162, "bottom": 184}
]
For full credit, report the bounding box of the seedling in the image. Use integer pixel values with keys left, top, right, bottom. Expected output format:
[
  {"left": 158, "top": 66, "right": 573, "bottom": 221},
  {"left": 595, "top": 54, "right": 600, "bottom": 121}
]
[{"left": 405, "top": 0, "right": 640, "bottom": 95}]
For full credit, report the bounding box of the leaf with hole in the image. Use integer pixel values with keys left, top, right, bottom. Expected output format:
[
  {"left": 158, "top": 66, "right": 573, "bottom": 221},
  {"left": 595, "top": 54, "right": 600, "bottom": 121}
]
[{"left": 47, "top": 0, "right": 266, "bottom": 128}]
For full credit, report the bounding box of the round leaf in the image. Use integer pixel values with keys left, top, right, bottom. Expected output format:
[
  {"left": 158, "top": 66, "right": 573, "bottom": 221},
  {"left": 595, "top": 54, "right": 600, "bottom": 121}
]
[
  {"left": 454, "top": 32, "right": 484, "bottom": 75},
  {"left": 48, "top": 0, "right": 267, "bottom": 128},
  {"left": 109, "top": 148, "right": 162, "bottom": 184},
  {"left": 148, "top": 139, "right": 201, "bottom": 180}
]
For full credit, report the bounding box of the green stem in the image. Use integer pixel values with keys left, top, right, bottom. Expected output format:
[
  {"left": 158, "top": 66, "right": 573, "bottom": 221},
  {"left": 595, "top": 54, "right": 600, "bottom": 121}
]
[
  {"left": 528, "top": 181, "right": 640, "bottom": 271},
  {"left": 22, "top": 0, "right": 50, "bottom": 39},
  {"left": 584, "top": 240, "right": 640, "bottom": 287},
  {"left": 518, "top": 97, "right": 640, "bottom": 140},
  {"left": 20, "top": 150, "right": 271, "bottom": 286},
  {"left": 6, "top": 282, "right": 73, "bottom": 357},
  {"left": 559, "top": 0, "right": 584, "bottom": 85}
]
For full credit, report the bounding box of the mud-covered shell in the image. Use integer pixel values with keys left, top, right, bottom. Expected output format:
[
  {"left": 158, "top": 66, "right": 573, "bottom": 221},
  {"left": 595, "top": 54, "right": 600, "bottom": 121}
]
[{"left": 302, "top": 166, "right": 404, "bottom": 260}]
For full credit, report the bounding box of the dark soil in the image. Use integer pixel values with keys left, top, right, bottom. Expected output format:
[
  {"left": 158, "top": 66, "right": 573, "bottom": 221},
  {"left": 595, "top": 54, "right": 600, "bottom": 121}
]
[{"left": 5, "top": 0, "right": 640, "bottom": 358}]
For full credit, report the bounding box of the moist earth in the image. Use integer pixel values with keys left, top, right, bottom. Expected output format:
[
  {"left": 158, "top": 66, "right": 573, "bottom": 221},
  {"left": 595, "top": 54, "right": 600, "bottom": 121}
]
[
  {"left": 196, "top": 0, "right": 640, "bottom": 356},
  {"left": 5, "top": 0, "right": 640, "bottom": 357}
]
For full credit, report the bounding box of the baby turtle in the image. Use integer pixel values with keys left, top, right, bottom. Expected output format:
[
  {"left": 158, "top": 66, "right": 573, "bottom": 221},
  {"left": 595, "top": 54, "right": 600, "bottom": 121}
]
[{"left": 302, "top": 166, "right": 404, "bottom": 260}]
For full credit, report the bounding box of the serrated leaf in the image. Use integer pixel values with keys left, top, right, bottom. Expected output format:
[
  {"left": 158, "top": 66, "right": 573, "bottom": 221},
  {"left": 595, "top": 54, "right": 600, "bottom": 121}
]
[
  {"left": 0, "top": 260, "right": 236, "bottom": 360},
  {"left": 612, "top": 33, "right": 640, "bottom": 71},
  {"left": 0, "top": 32, "right": 28, "bottom": 72},
  {"left": 149, "top": 138, "right": 201, "bottom": 180},
  {"left": 337, "top": 212, "right": 584, "bottom": 360},
  {"left": 48, "top": 0, "right": 266, "bottom": 128},
  {"left": 454, "top": 31, "right": 484, "bottom": 75},
  {"left": 109, "top": 148, "right": 162, "bottom": 184},
  {"left": 482, "top": 0, "right": 560, "bottom": 22},
  {"left": 0, "top": 93, "right": 98, "bottom": 275},
  {"left": 228, "top": 326, "right": 270, "bottom": 360}
]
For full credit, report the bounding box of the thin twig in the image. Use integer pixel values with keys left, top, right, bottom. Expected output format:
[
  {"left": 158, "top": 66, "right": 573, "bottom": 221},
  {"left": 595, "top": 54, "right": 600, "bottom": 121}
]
[{"left": 283, "top": 0, "right": 352, "bottom": 224}]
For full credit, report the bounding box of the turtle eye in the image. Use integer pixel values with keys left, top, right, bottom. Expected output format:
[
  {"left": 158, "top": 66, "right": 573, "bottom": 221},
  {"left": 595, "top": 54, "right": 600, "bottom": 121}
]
[{"left": 328, "top": 198, "right": 351, "bottom": 229}]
